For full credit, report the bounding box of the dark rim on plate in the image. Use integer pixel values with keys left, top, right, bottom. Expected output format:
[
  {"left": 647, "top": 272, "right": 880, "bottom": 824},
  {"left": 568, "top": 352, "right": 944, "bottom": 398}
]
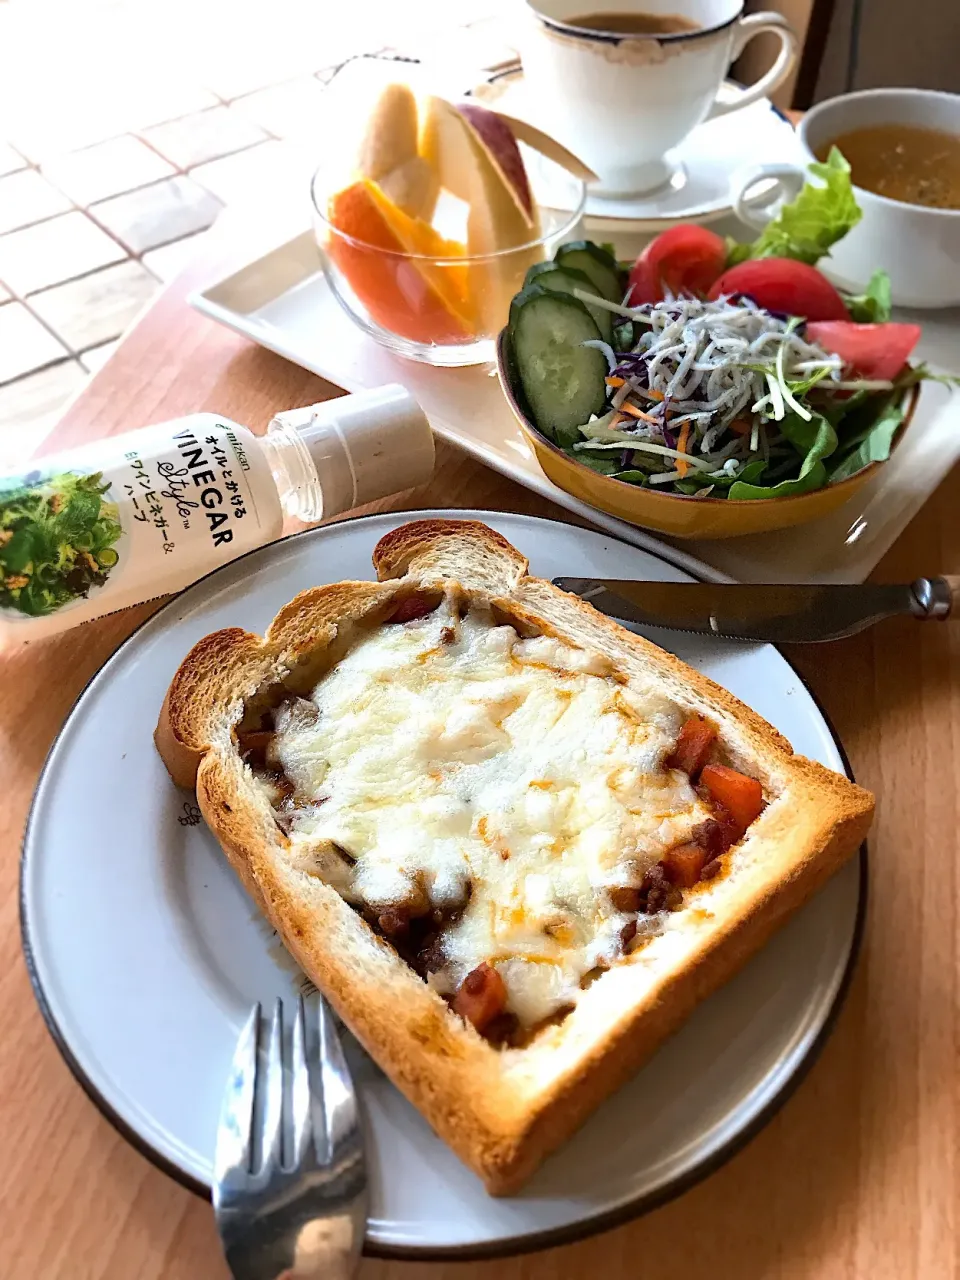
[
  {"left": 497, "top": 328, "right": 920, "bottom": 508},
  {"left": 19, "top": 511, "right": 868, "bottom": 1262}
]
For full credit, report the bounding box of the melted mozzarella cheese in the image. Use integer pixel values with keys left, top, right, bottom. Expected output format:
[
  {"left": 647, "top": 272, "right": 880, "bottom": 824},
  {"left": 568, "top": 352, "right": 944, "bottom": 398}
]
[{"left": 271, "top": 602, "right": 712, "bottom": 1026}]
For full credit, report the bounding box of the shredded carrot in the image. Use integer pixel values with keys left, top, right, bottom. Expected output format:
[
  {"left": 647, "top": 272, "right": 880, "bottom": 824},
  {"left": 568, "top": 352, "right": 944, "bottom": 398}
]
[
  {"left": 620, "top": 402, "right": 659, "bottom": 424},
  {"left": 676, "top": 422, "right": 692, "bottom": 478},
  {"left": 646, "top": 388, "right": 665, "bottom": 401},
  {"left": 605, "top": 375, "right": 625, "bottom": 388},
  {"left": 729, "top": 417, "right": 751, "bottom": 435}
]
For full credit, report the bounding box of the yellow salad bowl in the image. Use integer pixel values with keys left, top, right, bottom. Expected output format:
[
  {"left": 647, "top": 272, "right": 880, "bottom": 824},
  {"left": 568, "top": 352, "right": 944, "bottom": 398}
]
[{"left": 497, "top": 329, "right": 919, "bottom": 540}]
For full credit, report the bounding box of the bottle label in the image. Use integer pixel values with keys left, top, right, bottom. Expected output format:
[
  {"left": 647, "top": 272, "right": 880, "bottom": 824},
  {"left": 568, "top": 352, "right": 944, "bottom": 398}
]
[{"left": 0, "top": 417, "right": 271, "bottom": 625}]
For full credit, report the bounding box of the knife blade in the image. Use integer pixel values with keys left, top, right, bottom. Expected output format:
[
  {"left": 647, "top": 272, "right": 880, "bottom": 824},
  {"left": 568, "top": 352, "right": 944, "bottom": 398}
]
[{"left": 552, "top": 576, "right": 957, "bottom": 643}]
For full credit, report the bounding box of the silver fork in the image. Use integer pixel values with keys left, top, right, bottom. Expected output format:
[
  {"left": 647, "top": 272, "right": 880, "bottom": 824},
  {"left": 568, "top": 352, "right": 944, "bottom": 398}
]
[{"left": 214, "top": 996, "right": 367, "bottom": 1280}]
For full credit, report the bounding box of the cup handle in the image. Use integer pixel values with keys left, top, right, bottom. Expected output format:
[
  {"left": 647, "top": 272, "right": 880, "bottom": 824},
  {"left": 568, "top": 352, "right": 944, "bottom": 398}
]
[
  {"left": 709, "top": 11, "right": 798, "bottom": 119},
  {"left": 731, "top": 162, "right": 807, "bottom": 231}
]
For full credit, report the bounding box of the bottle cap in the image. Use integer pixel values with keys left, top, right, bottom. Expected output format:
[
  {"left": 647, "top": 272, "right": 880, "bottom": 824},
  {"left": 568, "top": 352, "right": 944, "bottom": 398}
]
[{"left": 272, "top": 385, "right": 434, "bottom": 520}]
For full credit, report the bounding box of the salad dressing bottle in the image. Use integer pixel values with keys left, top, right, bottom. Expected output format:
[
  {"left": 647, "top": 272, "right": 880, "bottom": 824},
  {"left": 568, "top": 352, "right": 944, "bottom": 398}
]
[{"left": 0, "top": 384, "right": 434, "bottom": 641}]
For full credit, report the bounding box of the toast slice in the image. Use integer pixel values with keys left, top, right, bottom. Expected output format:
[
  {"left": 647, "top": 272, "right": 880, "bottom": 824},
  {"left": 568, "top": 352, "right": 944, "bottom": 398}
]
[{"left": 155, "top": 519, "right": 873, "bottom": 1193}]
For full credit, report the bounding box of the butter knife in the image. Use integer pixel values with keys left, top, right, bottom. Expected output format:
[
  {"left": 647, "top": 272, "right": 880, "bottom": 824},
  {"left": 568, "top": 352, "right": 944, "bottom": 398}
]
[{"left": 552, "top": 576, "right": 959, "bottom": 643}]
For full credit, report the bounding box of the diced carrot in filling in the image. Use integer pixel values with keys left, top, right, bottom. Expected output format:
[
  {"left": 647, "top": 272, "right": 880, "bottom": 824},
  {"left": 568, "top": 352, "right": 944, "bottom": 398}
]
[
  {"left": 453, "top": 962, "right": 507, "bottom": 1033},
  {"left": 699, "top": 764, "right": 764, "bottom": 833},
  {"left": 666, "top": 716, "right": 717, "bottom": 779},
  {"left": 661, "top": 842, "right": 710, "bottom": 888}
]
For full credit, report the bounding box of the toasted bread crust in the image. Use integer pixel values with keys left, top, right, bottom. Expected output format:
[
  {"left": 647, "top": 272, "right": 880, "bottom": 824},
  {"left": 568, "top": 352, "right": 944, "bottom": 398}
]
[{"left": 155, "top": 519, "right": 873, "bottom": 1193}]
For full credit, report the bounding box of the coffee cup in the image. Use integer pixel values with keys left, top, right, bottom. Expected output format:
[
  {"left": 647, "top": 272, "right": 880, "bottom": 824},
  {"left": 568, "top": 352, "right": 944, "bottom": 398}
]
[
  {"left": 731, "top": 88, "right": 960, "bottom": 309},
  {"left": 517, "top": 0, "right": 797, "bottom": 198}
]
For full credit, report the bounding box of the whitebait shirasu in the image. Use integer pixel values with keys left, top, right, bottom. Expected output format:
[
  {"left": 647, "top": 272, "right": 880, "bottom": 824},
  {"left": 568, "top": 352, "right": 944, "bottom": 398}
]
[
  {"left": 572, "top": 293, "right": 853, "bottom": 483},
  {"left": 632, "top": 296, "right": 838, "bottom": 430}
]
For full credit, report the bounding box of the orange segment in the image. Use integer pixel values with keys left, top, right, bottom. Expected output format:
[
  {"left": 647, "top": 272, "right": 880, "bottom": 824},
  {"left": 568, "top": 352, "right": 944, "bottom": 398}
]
[
  {"left": 363, "top": 180, "right": 471, "bottom": 317},
  {"left": 326, "top": 179, "right": 474, "bottom": 345}
]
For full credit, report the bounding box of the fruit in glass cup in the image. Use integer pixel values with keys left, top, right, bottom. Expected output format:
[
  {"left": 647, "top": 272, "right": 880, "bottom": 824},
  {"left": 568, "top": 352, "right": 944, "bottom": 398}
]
[{"left": 322, "top": 85, "right": 545, "bottom": 348}]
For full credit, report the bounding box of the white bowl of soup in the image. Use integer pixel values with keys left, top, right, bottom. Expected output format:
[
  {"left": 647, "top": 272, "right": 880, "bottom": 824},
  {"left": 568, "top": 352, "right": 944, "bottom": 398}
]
[{"left": 731, "top": 88, "right": 960, "bottom": 308}]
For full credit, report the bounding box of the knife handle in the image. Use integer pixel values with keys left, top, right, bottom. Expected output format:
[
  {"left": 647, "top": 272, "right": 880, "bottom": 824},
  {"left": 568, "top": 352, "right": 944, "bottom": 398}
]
[{"left": 910, "top": 576, "right": 960, "bottom": 620}]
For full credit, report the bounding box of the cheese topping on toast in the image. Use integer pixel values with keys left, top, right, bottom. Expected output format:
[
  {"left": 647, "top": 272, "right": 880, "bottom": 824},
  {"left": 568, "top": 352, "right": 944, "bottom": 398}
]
[{"left": 261, "top": 599, "right": 715, "bottom": 1028}]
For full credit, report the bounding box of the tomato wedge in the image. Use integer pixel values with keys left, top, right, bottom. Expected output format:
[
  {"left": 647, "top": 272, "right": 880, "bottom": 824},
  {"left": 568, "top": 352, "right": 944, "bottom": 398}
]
[
  {"left": 804, "top": 321, "right": 921, "bottom": 380},
  {"left": 627, "top": 225, "right": 726, "bottom": 305},
  {"left": 707, "top": 258, "right": 848, "bottom": 321}
]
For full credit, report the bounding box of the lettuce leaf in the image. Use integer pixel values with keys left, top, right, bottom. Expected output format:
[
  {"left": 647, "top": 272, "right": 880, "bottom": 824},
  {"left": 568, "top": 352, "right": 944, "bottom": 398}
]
[
  {"left": 845, "top": 269, "right": 893, "bottom": 323},
  {"left": 727, "top": 411, "right": 836, "bottom": 500},
  {"left": 779, "top": 409, "right": 839, "bottom": 467},
  {"left": 727, "top": 148, "right": 862, "bottom": 267},
  {"left": 728, "top": 463, "right": 827, "bottom": 500},
  {"left": 828, "top": 400, "right": 904, "bottom": 483},
  {"left": 564, "top": 447, "right": 619, "bottom": 473},
  {"left": 554, "top": 420, "right": 585, "bottom": 449},
  {"left": 699, "top": 459, "right": 768, "bottom": 490}
]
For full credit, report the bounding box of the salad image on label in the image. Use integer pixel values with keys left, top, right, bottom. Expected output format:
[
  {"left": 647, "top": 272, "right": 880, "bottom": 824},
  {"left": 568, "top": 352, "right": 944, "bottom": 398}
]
[
  {"left": 504, "top": 151, "right": 955, "bottom": 504},
  {"left": 0, "top": 470, "right": 123, "bottom": 617}
]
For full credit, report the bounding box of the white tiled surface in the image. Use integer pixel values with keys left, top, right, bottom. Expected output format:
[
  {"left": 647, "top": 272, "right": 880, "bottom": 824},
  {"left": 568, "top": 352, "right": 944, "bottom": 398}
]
[
  {"left": 140, "top": 231, "right": 208, "bottom": 282},
  {"left": 0, "top": 212, "right": 126, "bottom": 295},
  {"left": 0, "top": 0, "right": 516, "bottom": 467},
  {"left": 0, "top": 168, "right": 72, "bottom": 235},
  {"left": 0, "top": 303, "right": 70, "bottom": 383},
  {"left": 42, "top": 136, "right": 177, "bottom": 205}
]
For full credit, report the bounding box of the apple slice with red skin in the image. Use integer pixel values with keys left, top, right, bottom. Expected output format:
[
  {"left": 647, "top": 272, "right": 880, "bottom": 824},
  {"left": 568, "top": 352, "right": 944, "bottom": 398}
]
[{"left": 455, "top": 102, "right": 535, "bottom": 227}]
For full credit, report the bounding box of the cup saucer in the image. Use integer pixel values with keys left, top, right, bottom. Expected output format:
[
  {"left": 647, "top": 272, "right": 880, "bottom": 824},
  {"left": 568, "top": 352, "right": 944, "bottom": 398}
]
[{"left": 473, "top": 70, "right": 806, "bottom": 229}]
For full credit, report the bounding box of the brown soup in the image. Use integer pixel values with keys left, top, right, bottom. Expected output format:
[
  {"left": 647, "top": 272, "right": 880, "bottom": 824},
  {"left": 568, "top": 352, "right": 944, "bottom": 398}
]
[
  {"left": 816, "top": 124, "right": 960, "bottom": 210},
  {"left": 564, "top": 10, "right": 701, "bottom": 35}
]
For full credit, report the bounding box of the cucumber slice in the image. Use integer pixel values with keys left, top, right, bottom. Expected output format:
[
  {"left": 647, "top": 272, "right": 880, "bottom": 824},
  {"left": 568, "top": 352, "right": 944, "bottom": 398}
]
[
  {"left": 523, "top": 262, "right": 614, "bottom": 344},
  {"left": 510, "top": 286, "right": 608, "bottom": 441},
  {"left": 554, "top": 241, "right": 623, "bottom": 304}
]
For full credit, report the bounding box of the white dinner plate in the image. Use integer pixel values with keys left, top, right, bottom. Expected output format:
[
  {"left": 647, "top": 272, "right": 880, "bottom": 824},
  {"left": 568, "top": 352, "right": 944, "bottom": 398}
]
[{"left": 21, "top": 511, "right": 865, "bottom": 1258}]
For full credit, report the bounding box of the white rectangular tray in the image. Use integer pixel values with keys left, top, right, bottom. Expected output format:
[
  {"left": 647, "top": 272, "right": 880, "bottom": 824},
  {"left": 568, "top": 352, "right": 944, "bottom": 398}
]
[{"left": 192, "top": 229, "right": 960, "bottom": 585}]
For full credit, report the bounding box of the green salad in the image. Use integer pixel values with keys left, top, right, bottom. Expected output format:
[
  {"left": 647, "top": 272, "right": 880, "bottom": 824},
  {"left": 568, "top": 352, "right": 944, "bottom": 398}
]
[
  {"left": 506, "top": 152, "right": 953, "bottom": 501},
  {"left": 0, "top": 470, "right": 123, "bottom": 616}
]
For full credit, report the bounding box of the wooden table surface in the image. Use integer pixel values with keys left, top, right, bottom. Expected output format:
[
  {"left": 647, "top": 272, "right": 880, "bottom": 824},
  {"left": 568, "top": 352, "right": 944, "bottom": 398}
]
[{"left": 2, "top": 218, "right": 959, "bottom": 1280}]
